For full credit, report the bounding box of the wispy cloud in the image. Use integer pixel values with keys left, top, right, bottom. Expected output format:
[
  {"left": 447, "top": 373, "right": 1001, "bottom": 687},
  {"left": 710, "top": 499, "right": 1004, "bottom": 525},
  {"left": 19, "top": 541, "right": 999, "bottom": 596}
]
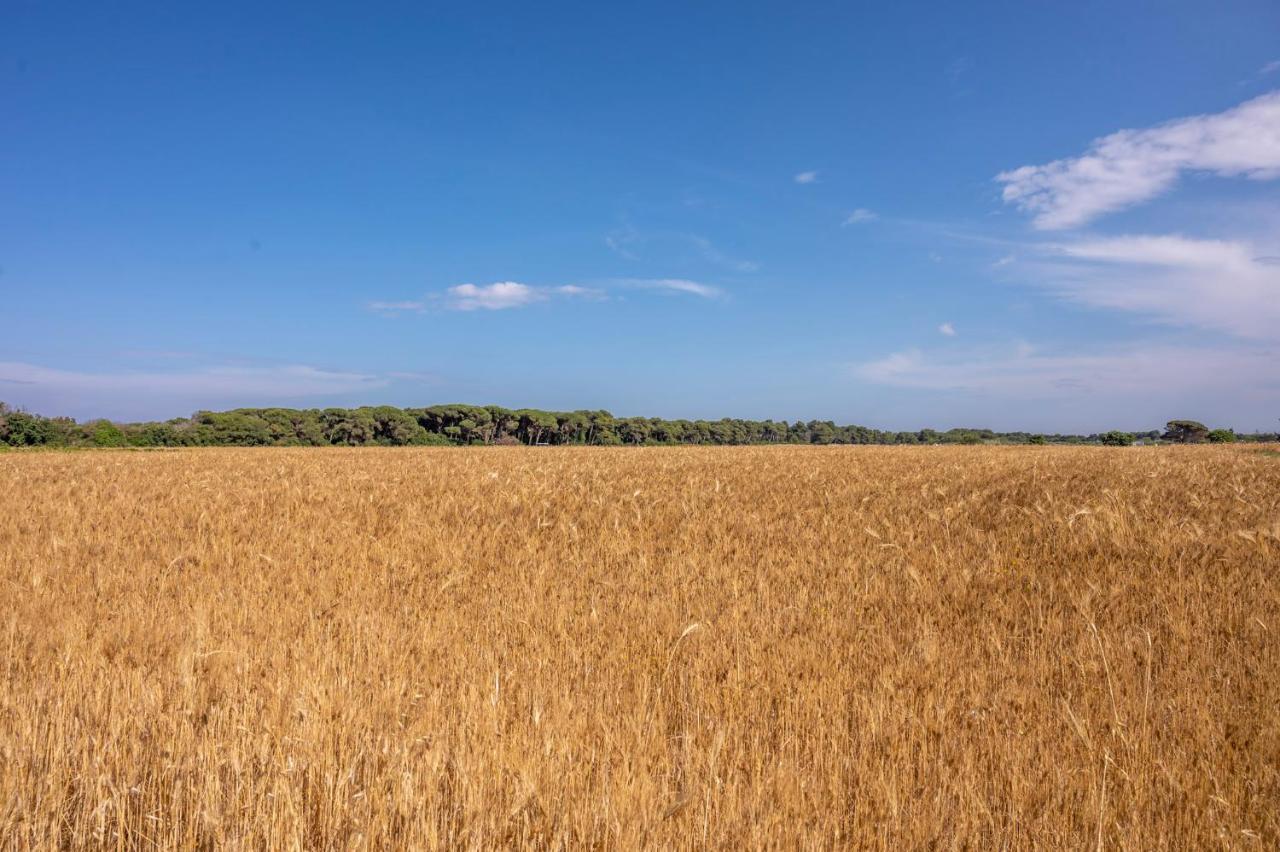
[
  {"left": 1010, "top": 233, "right": 1280, "bottom": 339},
  {"left": 853, "top": 340, "right": 1280, "bottom": 430},
  {"left": 368, "top": 300, "right": 426, "bottom": 314},
  {"left": 688, "top": 235, "right": 759, "bottom": 272},
  {"left": 0, "top": 362, "right": 386, "bottom": 396},
  {"left": 1237, "top": 59, "right": 1280, "bottom": 87},
  {"left": 371, "top": 282, "right": 606, "bottom": 314},
  {"left": 794, "top": 171, "right": 819, "bottom": 184},
  {"left": 0, "top": 361, "right": 390, "bottom": 420},
  {"left": 937, "top": 322, "right": 957, "bottom": 337},
  {"left": 604, "top": 226, "right": 641, "bottom": 260},
  {"left": 997, "top": 91, "right": 1280, "bottom": 229},
  {"left": 115, "top": 347, "right": 200, "bottom": 360},
  {"left": 945, "top": 57, "right": 974, "bottom": 98},
  {"left": 843, "top": 208, "right": 878, "bottom": 225},
  {"left": 386, "top": 370, "right": 442, "bottom": 383},
  {"left": 553, "top": 284, "right": 607, "bottom": 299},
  {"left": 945, "top": 57, "right": 971, "bottom": 83},
  {"left": 621, "top": 278, "right": 725, "bottom": 299},
  {"left": 605, "top": 226, "right": 757, "bottom": 272},
  {"left": 856, "top": 342, "right": 1279, "bottom": 399}
]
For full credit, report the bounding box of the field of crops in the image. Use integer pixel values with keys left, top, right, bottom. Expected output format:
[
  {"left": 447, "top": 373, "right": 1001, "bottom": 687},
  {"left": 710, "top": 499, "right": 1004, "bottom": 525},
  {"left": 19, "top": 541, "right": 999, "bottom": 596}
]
[{"left": 2, "top": 446, "right": 1278, "bottom": 848}]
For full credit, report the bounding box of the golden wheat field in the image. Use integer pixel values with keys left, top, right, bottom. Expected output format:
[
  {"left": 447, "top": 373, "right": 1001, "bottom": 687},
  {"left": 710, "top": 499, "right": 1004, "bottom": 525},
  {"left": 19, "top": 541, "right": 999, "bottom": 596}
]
[{"left": 1, "top": 446, "right": 1278, "bottom": 849}]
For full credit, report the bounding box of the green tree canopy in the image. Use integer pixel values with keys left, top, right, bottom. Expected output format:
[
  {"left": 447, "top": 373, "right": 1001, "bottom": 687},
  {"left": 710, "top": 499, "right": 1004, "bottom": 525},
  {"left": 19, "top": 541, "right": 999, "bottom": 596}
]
[
  {"left": 1163, "top": 420, "right": 1210, "bottom": 444},
  {"left": 3, "top": 400, "right": 1274, "bottom": 449}
]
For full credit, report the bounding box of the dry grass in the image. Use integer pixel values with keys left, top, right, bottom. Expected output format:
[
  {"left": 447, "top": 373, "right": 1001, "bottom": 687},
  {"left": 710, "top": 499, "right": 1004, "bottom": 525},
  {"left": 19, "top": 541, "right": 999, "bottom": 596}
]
[{"left": 2, "top": 446, "right": 1278, "bottom": 849}]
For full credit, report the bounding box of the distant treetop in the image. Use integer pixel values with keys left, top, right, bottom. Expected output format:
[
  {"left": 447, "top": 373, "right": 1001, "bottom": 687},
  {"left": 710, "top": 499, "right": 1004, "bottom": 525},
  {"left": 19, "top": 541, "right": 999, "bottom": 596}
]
[{"left": 1, "top": 402, "right": 1272, "bottom": 449}]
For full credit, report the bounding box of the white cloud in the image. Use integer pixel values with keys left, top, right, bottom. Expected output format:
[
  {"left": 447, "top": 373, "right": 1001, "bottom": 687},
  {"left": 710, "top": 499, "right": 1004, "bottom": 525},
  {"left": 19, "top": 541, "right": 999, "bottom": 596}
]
[
  {"left": 442, "top": 281, "right": 604, "bottom": 311},
  {"left": 843, "top": 208, "right": 878, "bottom": 225},
  {"left": 1261, "top": 60, "right": 1280, "bottom": 76},
  {"left": 794, "top": 171, "right": 819, "bottom": 184},
  {"left": 992, "top": 254, "right": 1016, "bottom": 267},
  {"left": 997, "top": 91, "right": 1280, "bottom": 229},
  {"left": 1054, "top": 233, "right": 1251, "bottom": 267},
  {"left": 447, "top": 281, "right": 543, "bottom": 311},
  {"left": 622, "top": 278, "right": 724, "bottom": 299},
  {"left": 937, "top": 322, "right": 957, "bottom": 337},
  {"left": 1017, "top": 233, "right": 1280, "bottom": 339},
  {"left": 0, "top": 362, "right": 389, "bottom": 420}
]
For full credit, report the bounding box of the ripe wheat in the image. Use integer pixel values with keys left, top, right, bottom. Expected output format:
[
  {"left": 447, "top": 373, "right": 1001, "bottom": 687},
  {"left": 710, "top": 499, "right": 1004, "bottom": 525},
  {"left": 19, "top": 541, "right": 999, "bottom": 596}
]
[{"left": 1, "top": 446, "right": 1277, "bottom": 848}]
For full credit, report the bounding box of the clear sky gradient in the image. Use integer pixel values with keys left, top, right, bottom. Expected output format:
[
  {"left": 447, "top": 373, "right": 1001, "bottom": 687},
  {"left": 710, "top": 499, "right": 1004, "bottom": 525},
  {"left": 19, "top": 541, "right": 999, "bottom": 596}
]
[{"left": 3, "top": 1, "right": 1279, "bottom": 431}]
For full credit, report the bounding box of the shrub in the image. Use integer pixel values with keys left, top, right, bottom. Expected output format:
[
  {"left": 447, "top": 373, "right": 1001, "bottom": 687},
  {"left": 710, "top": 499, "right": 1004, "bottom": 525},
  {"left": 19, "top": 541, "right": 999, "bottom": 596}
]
[
  {"left": 1, "top": 410, "right": 56, "bottom": 446},
  {"left": 88, "top": 420, "right": 127, "bottom": 448}
]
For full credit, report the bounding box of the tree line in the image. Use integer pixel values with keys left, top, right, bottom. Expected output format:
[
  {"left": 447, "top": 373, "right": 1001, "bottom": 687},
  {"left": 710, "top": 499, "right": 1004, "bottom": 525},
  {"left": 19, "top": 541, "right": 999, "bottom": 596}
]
[{"left": 0, "top": 402, "right": 1269, "bottom": 449}]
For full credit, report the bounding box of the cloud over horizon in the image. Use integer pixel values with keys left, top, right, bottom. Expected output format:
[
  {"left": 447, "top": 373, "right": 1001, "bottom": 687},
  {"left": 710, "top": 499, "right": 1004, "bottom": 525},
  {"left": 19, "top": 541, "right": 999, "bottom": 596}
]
[
  {"left": 854, "top": 341, "right": 1280, "bottom": 428},
  {"left": 0, "top": 361, "right": 391, "bottom": 421}
]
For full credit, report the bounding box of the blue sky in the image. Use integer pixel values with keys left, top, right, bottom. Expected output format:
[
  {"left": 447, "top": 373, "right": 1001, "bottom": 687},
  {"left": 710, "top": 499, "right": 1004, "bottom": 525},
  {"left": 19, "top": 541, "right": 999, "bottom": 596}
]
[{"left": 3, "top": 1, "right": 1279, "bottom": 431}]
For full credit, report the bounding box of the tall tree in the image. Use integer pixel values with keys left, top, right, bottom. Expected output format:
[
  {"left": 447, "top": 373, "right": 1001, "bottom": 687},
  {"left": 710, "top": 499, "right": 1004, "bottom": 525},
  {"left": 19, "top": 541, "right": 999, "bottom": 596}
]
[{"left": 1163, "top": 420, "right": 1209, "bottom": 444}]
